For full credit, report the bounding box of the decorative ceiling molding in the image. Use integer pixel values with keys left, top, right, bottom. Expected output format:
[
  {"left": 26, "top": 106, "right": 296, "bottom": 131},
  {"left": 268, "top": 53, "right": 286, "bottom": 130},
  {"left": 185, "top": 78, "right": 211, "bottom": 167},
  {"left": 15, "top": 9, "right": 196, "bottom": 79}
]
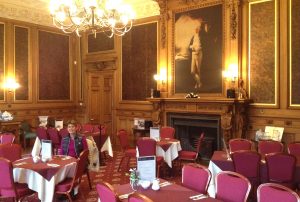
[
  {"left": 0, "top": 0, "right": 160, "bottom": 28},
  {"left": 0, "top": 3, "right": 52, "bottom": 27},
  {"left": 132, "top": 1, "right": 160, "bottom": 19}
]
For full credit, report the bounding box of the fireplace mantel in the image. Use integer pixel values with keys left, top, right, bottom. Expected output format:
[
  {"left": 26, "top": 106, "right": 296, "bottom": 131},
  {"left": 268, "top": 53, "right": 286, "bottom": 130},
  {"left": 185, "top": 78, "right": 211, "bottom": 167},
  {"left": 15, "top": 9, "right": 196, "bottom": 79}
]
[{"left": 147, "top": 98, "right": 250, "bottom": 141}]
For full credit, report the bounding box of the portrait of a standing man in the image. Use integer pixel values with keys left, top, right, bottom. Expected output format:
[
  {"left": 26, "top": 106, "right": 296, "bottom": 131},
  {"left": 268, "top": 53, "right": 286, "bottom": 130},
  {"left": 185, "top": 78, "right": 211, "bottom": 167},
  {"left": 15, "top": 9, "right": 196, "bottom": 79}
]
[{"left": 174, "top": 4, "right": 223, "bottom": 94}]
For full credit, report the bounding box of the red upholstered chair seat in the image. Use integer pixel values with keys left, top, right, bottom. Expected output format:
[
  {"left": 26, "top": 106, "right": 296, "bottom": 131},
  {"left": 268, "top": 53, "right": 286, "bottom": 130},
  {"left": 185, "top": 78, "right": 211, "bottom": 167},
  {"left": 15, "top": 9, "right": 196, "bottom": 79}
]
[
  {"left": 15, "top": 183, "right": 34, "bottom": 197},
  {"left": 117, "top": 129, "right": 137, "bottom": 172},
  {"left": 0, "top": 157, "right": 35, "bottom": 201},
  {"left": 55, "top": 178, "right": 75, "bottom": 192},
  {"left": 178, "top": 151, "right": 198, "bottom": 160}
]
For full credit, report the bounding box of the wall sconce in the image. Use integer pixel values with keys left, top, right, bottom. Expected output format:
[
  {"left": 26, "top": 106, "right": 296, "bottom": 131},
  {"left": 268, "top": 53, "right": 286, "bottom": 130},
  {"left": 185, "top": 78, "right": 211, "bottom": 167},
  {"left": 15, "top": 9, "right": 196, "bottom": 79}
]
[
  {"left": 223, "top": 63, "right": 238, "bottom": 98},
  {"left": 2, "top": 78, "right": 20, "bottom": 93},
  {"left": 154, "top": 68, "right": 167, "bottom": 85}
]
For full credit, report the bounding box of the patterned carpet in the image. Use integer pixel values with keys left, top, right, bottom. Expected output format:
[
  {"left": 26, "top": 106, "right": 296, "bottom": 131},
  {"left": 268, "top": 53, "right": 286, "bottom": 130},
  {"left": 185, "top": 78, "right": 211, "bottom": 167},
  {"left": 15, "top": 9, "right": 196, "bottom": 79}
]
[{"left": 5, "top": 152, "right": 184, "bottom": 202}]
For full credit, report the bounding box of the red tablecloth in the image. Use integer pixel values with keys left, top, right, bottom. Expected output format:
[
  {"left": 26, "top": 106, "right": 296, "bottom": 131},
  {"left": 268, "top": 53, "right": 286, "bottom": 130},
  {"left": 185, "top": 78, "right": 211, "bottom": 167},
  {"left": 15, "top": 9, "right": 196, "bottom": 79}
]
[
  {"left": 115, "top": 180, "right": 222, "bottom": 202},
  {"left": 157, "top": 138, "right": 178, "bottom": 152},
  {"left": 13, "top": 155, "right": 77, "bottom": 181},
  {"left": 211, "top": 151, "right": 300, "bottom": 184}
]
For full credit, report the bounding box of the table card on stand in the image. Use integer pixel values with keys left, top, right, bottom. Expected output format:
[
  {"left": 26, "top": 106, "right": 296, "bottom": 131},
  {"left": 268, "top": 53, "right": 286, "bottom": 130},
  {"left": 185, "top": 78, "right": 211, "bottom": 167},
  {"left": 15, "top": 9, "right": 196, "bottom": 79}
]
[
  {"left": 150, "top": 127, "right": 160, "bottom": 141},
  {"left": 137, "top": 156, "right": 156, "bottom": 182},
  {"left": 264, "top": 126, "right": 284, "bottom": 141},
  {"left": 55, "top": 120, "right": 63, "bottom": 130},
  {"left": 41, "top": 140, "right": 52, "bottom": 161}
]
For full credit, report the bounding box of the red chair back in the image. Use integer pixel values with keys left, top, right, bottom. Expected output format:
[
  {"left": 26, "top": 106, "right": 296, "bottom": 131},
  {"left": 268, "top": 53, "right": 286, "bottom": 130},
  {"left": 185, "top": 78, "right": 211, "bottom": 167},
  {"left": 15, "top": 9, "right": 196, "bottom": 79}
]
[
  {"left": 36, "top": 127, "right": 49, "bottom": 141},
  {"left": 0, "top": 144, "right": 22, "bottom": 162},
  {"left": 118, "top": 129, "right": 130, "bottom": 151},
  {"left": 257, "top": 183, "right": 300, "bottom": 202},
  {"left": 74, "top": 149, "right": 89, "bottom": 182},
  {"left": 229, "top": 138, "right": 252, "bottom": 153},
  {"left": 265, "top": 153, "right": 296, "bottom": 188},
  {"left": 160, "top": 126, "right": 175, "bottom": 139},
  {"left": 81, "top": 124, "right": 94, "bottom": 134},
  {"left": 58, "top": 128, "right": 69, "bottom": 138},
  {"left": 231, "top": 150, "right": 261, "bottom": 179},
  {"left": 0, "top": 133, "right": 15, "bottom": 144},
  {"left": 288, "top": 142, "right": 300, "bottom": 156},
  {"left": 96, "top": 181, "right": 119, "bottom": 202},
  {"left": 137, "top": 138, "right": 156, "bottom": 156},
  {"left": 196, "top": 133, "right": 205, "bottom": 153},
  {"left": 215, "top": 171, "right": 251, "bottom": 202},
  {"left": 93, "top": 125, "right": 107, "bottom": 135},
  {"left": 47, "top": 127, "right": 61, "bottom": 145},
  {"left": 258, "top": 140, "right": 283, "bottom": 156},
  {"left": 0, "top": 157, "right": 17, "bottom": 197},
  {"left": 182, "top": 163, "right": 211, "bottom": 194}
]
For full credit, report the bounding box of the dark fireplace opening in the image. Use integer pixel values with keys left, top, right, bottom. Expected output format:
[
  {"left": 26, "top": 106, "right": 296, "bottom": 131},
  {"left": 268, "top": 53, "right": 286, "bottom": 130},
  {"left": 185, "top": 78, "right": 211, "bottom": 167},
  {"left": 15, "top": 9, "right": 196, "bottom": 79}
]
[{"left": 168, "top": 113, "right": 221, "bottom": 160}]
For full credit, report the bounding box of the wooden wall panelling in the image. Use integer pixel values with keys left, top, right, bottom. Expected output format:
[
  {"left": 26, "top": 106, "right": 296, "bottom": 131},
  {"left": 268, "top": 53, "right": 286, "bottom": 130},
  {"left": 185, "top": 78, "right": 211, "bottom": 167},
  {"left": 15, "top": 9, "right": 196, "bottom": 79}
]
[
  {"left": 121, "top": 21, "right": 158, "bottom": 101},
  {"left": 38, "top": 30, "right": 71, "bottom": 101},
  {"left": 86, "top": 70, "right": 115, "bottom": 145},
  {"left": 87, "top": 72, "right": 101, "bottom": 123},
  {"left": 14, "top": 25, "right": 30, "bottom": 101},
  {"left": 87, "top": 32, "right": 115, "bottom": 53},
  {"left": 248, "top": 0, "right": 278, "bottom": 106},
  {"left": 289, "top": 0, "right": 300, "bottom": 106},
  {"left": 102, "top": 73, "right": 114, "bottom": 144},
  {"left": 115, "top": 109, "right": 152, "bottom": 147}
]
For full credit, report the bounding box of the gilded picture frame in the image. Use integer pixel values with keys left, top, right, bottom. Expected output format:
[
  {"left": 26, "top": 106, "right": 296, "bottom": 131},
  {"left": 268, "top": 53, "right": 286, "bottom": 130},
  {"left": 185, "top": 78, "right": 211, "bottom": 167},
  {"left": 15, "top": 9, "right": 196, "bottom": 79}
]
[{"left": 172, "top": 2, "right": 224, "bottom": 96}]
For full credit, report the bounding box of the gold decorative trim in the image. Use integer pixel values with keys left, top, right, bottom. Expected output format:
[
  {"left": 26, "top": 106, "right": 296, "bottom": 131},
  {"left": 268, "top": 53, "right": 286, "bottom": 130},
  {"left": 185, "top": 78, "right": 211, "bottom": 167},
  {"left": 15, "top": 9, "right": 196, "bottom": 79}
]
[
  {"left": 13, "top": 25, "right": 32, "bottom": 103},
  {"left": 248, "top": 0, "right": 278, "bottom": 107},
  {"left": 228, "top": 0, "right": 239, "bottom": 40},
  {"left": 288, "top": 0, "right": 300, "bottom": 107},
  {"left": 170, "top": 0, "right": 225, "bottom": 97}
]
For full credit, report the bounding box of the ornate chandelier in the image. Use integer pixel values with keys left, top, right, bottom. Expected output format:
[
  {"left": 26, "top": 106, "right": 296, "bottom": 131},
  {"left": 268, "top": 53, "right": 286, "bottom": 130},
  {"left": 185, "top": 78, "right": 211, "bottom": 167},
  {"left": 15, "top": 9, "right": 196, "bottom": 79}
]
[{"left": 49, "top": 0, "right": 135, "bottom": 37}]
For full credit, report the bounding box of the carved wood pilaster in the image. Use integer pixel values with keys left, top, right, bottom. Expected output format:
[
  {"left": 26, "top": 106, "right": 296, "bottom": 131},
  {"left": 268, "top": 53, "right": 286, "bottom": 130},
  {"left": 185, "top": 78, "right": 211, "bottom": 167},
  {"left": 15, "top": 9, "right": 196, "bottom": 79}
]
[
  {"left": 156, "top": 0, "right": 168, "bottom": 48},
  {"left": 227, "top": 0, "right": 240, "bottom": 40},
  {"left": 152, "top": 102, "right": 162, "bottom": 126}
]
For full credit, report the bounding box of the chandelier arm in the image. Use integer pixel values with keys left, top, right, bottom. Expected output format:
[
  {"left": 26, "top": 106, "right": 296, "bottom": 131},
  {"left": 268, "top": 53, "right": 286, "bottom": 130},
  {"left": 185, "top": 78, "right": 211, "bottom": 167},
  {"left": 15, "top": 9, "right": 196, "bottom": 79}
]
[{"left": 50, "top": 0, "right": 134, "bottom": 37}]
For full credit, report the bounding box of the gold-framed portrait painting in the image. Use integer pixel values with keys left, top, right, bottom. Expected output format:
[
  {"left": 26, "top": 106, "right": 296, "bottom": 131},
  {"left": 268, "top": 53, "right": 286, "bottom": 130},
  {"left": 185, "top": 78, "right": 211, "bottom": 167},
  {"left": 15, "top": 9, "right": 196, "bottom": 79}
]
[{"left": 173, "top": 3, "right": 223, "bottom": 94}]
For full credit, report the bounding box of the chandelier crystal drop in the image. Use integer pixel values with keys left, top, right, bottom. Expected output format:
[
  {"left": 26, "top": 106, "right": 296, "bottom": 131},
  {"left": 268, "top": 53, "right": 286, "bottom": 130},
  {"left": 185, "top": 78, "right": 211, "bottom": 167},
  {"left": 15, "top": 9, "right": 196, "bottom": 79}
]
[{"left": 49, "top": 0, "right": 135, "bottom": 37}]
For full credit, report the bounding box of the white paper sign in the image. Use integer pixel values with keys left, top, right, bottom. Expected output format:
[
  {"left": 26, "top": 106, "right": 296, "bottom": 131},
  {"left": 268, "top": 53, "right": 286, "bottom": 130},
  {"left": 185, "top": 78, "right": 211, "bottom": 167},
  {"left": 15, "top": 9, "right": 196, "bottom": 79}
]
[
  {"left": 264, "top": 126, "right": 284, "bottom": 141},
  {"left": 41, "top": 139, "right": 52, "bottom": 160},
  {"left": 137, "top": 156, "right": 156, "bottom": 181},
  {"left": 55, "top": 120, "right": 63, "bottom": 130},
  {"left": 150, "top": 127, "right": 160, "bottom": 141}
]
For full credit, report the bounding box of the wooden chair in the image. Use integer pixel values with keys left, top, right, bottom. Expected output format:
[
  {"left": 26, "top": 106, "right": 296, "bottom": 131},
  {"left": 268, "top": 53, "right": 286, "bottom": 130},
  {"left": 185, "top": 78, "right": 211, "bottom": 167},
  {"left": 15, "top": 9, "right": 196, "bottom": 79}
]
[{"left": 20, "top": 121, "right": 37, "bottom": 149}]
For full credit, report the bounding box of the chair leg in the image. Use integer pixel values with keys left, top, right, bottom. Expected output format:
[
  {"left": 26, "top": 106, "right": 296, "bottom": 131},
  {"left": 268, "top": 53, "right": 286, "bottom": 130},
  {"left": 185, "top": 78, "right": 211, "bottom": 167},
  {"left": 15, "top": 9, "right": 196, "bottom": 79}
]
[
  {"left": 126, "top": 157, "right": 131, "bottom": 171},
  {"left": 23, "top": 138, "right": 26, "bottom": 149},
  {"left": 66, "top": 193, "right": 73, "bottom": 202},
  {"left": 118, "top": 156, "right": 125, "bottom": 172},
  {"left": 157, "top": 164, "right": 160, "bottom": 178},
  {"left": 86, "top": 170, "right": 92, "bottom": 190}
]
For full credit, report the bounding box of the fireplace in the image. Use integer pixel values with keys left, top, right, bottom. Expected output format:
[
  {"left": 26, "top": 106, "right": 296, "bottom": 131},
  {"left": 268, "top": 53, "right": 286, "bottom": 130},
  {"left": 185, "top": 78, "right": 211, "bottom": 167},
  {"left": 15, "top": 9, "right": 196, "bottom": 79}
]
[{"left": 168, "top": 113, "right": 221, "bottom": 160}]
